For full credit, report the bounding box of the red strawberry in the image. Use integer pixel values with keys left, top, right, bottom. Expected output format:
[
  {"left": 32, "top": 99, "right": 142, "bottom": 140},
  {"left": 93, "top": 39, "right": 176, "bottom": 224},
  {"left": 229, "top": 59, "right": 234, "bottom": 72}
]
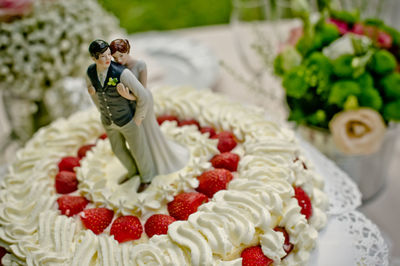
[
  {"left": 214, "top": 131, "right": 235, "bottom": 139},
  {"left": 210, "top": 152, "right": 240, "bottom": 172},
  {"left": 211, "top": 131, "right": 237, "bottom": 153},
  {"left": 77, "top": 144, "right": 96, "bottom": 159},
  {"left": 57, "top": 195, "right": 89, "bottom": 217},
  {"left": 241, "top": 246, "right": 273, "bottom": 266},
  {"left": 196, "top": 169, "right": 233, "bottom": 198},
  {"left": 200, "top": 126, "right": 216, "bottom": 138},
  {"left": 294, "top": 187, "right": 313, "bottom": 220},
  {"left": 58, "top": 156, "right": 80, "bottom": 172},
  {"left": 110, "top": 215, "right": 143, "bottom": 243},
  {"left": 178, "top": 119, "right": 200, "bottom": 129},
  {"left": 0, "top": 246, "right": 7, "bottom": 262},
  {"left": 99, "top": 133, "right": 108, "bottom": 139},
  {"left": 55, "top": 171, "right": 78, "bottom": 194},
  {"left": 274, "top": 227, "right": 294, "bottom": 258},
  {"left": 157, "top": 115, "right": 179, "bottom": 125},
  {"left": 167, "top": 192, "right": 208, "bottom": 220},
  {"left": 80, "top": 208, "right": 114, "bottom": 235},
  {"left": 144, "top": 214, "right": 176, "bottom": 238}
]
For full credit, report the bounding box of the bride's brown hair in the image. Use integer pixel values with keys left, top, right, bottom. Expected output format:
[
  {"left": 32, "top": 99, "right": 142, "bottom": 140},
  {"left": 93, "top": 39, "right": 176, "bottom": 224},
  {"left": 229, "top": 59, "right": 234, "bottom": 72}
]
[{"left": 110, "top": 39, "right": 131, "bottom": 54}]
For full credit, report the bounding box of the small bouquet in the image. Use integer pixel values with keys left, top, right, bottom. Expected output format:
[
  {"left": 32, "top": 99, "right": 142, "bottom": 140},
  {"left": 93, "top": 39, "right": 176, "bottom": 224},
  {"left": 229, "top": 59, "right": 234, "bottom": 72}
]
[
  {"left": 274, "top": 4, "right": 400, "bottom": 155},
  {"left": 0, "top": 0, "right": 121, "bottom": 141}
]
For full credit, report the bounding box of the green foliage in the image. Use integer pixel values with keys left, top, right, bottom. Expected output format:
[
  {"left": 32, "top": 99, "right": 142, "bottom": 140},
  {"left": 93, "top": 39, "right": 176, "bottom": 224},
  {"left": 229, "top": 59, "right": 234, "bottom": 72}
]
[
  {"left": 303, "top": 52, "right": 332, "bottom": 97},
  {"left": 316, "top": 0, "right": 331, "bottom": 11},
  {"left": 290, "top": 0, "right": 310, "bottom": 19},
  {"left": 380, "top": 72, "right": 400, "bottom": 100},
  {"left": 296, "top": 36, "right": 313, "bottom": 56},
  {"left": 358, "top": 88, "right": 383, "bottom": 111},
  {"left": 363, "top": 18, "right": 384, "bottom": 27},
  {"left": 332, "top": 54, "right": 354, "bottom": 78},
  {"left": 98, "top": 0, "right": 231, "bottom": 33},
  {"left": 288, "top": 107, "right": 307, "bottom": 124},
  {"left": 270, "top": 3, "right": 400, "bottom": 127},
  {"left": 316, "top": 22, "right": 340, "bottom": 46},
  {"left": 328, "top": 80, "right": 361, "bottom": 107},
  {"left": 274, "top": 47, "right": 302, "bottom": 76},
  {"left": 307, "top": 109, "right": 327, "bottom": 126},
  {"left": 305, "top": 52, "right": 332, "bottom": 74},
  {"left": 355, "top": 72, "right": 374, "bottom": 89},
  {"left": 383, "top": 100, "right": 400, "bottom": 121},
  {"left": 368, "top": 50, "right": 397, "bottom": 75},
  {"left": 343, "top": 95, "right": 359, "bottom": 110},
  {"left": 295, "top": 23, "right": 340, "bottom": 57},
  {"left": 329, "top": 9, "right": 359, "bottom": 24},
  {"left": 282, "top": 66, "right": 309, "bottom": 99}
]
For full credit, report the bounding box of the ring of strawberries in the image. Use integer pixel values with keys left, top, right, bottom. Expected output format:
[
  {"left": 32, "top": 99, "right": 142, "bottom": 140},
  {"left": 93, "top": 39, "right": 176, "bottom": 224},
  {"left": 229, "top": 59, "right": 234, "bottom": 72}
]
[{"left": 53, "top": 115, "right": 313, "bottom": 263}]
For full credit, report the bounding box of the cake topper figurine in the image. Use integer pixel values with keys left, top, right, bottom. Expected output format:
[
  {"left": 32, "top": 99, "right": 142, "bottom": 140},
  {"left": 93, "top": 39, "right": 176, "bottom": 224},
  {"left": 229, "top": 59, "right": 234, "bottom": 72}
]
[{"left": 86, "top": 39, "right": 188, "bottom": 192}]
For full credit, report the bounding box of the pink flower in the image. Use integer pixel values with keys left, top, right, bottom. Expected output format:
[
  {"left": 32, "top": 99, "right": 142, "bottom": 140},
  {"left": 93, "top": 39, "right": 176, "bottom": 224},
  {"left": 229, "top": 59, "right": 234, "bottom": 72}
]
[
  {"left": 377, "top": 31, "right": 393, "bottom": 49},
  {"left": 0, "top": 0, "right": 34, "bottom": 22},
  {"left": 351, "top": 23, "right": 365, "bottom": 35},
  {"left": 277, "top": 26, "right": 303, "bottom": 53},
  {"left": 328, "top": 18, "right": 349, "bottom": 35},
  {"left": 287, "top": 27, "right": 303, "bottom": 46},
  {"left": 350, "top": 23, "right": 393, "bottom": 48}
]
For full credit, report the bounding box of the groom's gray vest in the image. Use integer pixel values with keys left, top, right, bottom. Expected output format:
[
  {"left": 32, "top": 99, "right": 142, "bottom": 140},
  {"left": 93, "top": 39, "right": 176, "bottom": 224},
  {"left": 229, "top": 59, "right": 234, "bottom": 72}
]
[{"left": 87, "top": 61, "right": 136, "bottom": 127}]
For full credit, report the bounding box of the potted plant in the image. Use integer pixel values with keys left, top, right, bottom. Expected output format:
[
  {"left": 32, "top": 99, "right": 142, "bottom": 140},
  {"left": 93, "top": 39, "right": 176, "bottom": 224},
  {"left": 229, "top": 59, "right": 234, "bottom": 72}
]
[{"left": 273, "top": 1, "right": 400, "bottom": 201}]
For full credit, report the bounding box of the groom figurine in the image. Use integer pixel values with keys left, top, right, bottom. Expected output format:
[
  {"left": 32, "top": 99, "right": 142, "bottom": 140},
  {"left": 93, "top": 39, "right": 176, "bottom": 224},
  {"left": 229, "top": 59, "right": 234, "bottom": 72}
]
[{"left": 86, "top": 39, "right": 155, "bottom": 188}]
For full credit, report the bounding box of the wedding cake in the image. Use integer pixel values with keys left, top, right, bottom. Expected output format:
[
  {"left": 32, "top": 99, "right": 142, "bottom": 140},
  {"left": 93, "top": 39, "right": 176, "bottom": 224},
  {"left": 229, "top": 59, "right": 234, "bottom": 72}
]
[{"left": 0, "top": 86, "right": 328, "bottom": 265}]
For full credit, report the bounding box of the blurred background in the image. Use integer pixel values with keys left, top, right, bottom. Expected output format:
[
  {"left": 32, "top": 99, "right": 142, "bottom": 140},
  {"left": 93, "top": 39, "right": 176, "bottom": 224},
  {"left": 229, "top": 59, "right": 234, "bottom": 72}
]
[{"left": 98, "top": 0, "right": 232, "bottom": 33}]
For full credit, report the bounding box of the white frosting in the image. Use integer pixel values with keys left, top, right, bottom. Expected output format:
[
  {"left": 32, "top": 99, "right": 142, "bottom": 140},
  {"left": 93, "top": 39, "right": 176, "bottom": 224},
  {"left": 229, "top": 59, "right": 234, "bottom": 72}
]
[
  {"left": 260, "top": 229, "right": 286, "bottom": 263},
  {"left": 0, "top": 86, "right": 328, "bottom": 265}
]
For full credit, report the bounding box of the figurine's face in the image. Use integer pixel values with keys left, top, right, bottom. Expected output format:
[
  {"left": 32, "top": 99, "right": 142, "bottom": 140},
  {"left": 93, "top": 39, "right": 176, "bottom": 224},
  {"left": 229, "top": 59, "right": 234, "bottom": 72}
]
[
  {"left": 93, "top": 48, "right": 112, "bottom": 69},
  {"left": 112, "top": 51, "right": 129, "bottom": 66}
]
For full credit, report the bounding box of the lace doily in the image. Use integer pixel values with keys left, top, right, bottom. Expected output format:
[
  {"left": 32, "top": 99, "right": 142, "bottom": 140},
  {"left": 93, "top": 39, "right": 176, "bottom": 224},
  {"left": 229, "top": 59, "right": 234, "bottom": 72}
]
[
  {"left": 339, "top": 211, "right": 389, "bottom": 266},
  {"left": 309, "top": 211, "right": 389, "bottom": 266},
  {"left": 298, "top": 136, "right": 363, "bottom": 215}
]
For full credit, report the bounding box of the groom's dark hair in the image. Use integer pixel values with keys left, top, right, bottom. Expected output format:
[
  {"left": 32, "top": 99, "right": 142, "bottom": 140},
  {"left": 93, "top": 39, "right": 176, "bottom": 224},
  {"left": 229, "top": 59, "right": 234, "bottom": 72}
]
[{"left": 89, "top": 39, "right": 109, "bottom": 59}]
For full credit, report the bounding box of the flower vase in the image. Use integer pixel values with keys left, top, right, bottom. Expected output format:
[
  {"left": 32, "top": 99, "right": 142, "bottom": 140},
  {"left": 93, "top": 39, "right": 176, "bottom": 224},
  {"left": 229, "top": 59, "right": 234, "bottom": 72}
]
[{"left": 297, "top": 123, "right": 400, "bottom": 202}]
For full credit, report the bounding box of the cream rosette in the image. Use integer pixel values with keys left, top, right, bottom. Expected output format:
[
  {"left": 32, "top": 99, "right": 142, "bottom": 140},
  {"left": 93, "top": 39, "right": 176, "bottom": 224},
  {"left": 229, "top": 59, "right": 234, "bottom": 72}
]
[{"left": 329, "top": 108, "right": 387, "bottom": 155}]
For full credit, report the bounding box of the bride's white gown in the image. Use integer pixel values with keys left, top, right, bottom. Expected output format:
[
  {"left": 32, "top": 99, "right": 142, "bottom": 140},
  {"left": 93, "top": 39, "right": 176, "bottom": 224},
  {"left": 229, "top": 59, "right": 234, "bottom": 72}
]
[{"left": 128, "top": 60, "right": 189, "bottom": 176}]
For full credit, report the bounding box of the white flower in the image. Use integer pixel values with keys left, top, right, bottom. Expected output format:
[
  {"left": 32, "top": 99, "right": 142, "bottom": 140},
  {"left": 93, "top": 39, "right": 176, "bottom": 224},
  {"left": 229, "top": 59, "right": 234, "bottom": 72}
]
[
  {"left": 0, "top": 0, "right": 122, "bottom": 100},
  {"left": 329, "top": 108, "right": 387, "bottom": 155},
  {"left": 322, "top": 33, "right": 372, "bottom": 60}
]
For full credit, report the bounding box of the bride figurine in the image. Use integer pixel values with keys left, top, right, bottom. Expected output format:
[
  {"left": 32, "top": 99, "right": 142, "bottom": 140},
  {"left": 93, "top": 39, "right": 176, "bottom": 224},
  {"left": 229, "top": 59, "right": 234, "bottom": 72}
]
[{"left": 110, "top": 39, "right": 188, "bottom": 189}]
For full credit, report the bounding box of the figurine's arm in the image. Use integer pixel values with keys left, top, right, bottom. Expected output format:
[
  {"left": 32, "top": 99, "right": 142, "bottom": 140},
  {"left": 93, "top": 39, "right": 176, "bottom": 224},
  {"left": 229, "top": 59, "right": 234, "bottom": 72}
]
[
  {"left": 138, "top": 61, "right": 148, "bottom": 88},
  {"left": 120, "top": 69, "right": 149, "bottom": 125},
  {"left": 117, "top": 83, "right": 136, "bottom": 100},
  {"left": 86, "top": 75, "right": 100, "bottom": 110},
  {"left": 88, "top": 86, "right": 96, "bottom": 95}
]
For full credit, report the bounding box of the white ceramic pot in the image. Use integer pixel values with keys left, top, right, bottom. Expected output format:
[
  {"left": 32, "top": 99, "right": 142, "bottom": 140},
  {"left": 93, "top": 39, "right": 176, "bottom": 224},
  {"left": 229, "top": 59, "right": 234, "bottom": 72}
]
[{"left": 297, "top": 123, "right": 400, "bottom": 202}]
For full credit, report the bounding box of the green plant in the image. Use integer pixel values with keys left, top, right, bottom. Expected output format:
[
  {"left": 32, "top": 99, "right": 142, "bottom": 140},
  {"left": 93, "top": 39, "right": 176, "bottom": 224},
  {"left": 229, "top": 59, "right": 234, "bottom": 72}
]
[{"left": 274, "top": 8, "right": 400, "bottom": 129}]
